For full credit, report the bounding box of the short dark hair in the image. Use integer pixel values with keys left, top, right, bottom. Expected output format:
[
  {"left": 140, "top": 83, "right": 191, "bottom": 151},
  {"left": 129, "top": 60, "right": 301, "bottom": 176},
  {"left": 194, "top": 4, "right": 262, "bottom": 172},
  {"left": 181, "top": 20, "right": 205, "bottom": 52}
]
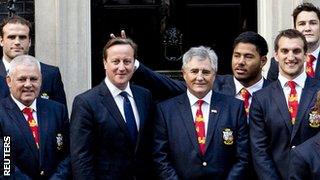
[
  {"left": 233, "top": 31, "right": 268, "bottom": 56},
  {"left": 0, "top": 15, "right": 32, "bottom": 37},
  {"left": 274, "top": 29, "right": 308, "bottom": 53},
  {"left": 103, "top": 38, "right": 138, "bottom": 60},
  {"left": 292, "top": 3, "right": 320, "bottom": 28}
]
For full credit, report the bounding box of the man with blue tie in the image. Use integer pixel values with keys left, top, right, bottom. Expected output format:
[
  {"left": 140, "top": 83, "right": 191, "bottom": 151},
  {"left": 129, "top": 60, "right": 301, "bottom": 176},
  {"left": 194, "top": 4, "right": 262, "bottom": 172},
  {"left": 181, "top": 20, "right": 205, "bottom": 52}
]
[
  {"left": 0, "top": 55, "right": 70, "bottom": 179},
  {"left": 153, "top": 46, "right": 249, "bottom": 179},
  {"left": 0, "top": 15, "right": 67, "bottom": 105},
  {"left": 70, "top": 38, "right": 155, "bottom": 179},
  {"left": 250, "top": 29, "right": 320, "bottom": 180}
]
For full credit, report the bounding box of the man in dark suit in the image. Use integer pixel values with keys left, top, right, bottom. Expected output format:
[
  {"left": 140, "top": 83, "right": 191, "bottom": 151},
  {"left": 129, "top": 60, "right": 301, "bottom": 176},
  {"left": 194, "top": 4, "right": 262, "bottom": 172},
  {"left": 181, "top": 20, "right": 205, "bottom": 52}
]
[
  {"left": 153, "top": 46, "right": 249, "bottom": 179},
  {"left": 289, "top": 132, "right": 320, "bottom": 180},
  {"left": 0, "top": 55, "right": 70, "bottom": 179},
  {"left": 70, "top": 38, "right": 155, "bottom": 179},
  {"left": 0, "top": 77, "right": 8, "bottom": 98},
  {"left": 0, "top": 15, "right": 66, "bottom": 105},
  {"left": 250, "top": 29, "right": 320, "bottom": 180},
  {"left": 267, "top": 3, "right": 320, "bottom": 81},
  {"left": 132, "top": 31, "right": 270, "bottom": 114}
]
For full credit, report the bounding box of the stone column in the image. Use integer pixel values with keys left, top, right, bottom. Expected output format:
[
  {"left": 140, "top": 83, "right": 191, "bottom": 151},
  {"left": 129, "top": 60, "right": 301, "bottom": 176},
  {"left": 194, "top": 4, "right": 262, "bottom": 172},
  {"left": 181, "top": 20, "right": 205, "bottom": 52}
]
[{"left": 34, "top": 0, "right": 91, "bottom": 112}]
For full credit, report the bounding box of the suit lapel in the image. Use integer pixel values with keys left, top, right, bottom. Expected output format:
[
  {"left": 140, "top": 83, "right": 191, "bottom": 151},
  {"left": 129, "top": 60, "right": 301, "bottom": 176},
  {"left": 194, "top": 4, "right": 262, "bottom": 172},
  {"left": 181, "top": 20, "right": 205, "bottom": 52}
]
[
  {"left": 272, "top": 81, "right": 292, "bottom": 132},
  {"left": 4, "top": 97, "right": 39, "bottom": 160},
  {"left": 98, "top": 82, "right": 133, "bottom": 145},
  {"left": 37, "top": 99, "right": 49, "bottom": 167},
  {"left": 177, "top": 94, "right": 200, "bottom": 154},
  {"left": 205, "top": 92, "right": 220, "bottom": 151},
  {"left": 0, "top": 61, "right": 6, "bottom": 78},
  {"left": 291, "top": 81, "right": 318, "bottom": 142},
  {"left": 315, "top": 53, "right": 320, "bottom": 78}
]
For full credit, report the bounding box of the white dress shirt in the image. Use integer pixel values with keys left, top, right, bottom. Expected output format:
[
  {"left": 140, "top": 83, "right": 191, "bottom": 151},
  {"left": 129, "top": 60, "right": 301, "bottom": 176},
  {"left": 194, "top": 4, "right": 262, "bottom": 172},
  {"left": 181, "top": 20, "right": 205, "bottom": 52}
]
[{"left": 11, "top": 95, "right": 38, "bottom": 124}]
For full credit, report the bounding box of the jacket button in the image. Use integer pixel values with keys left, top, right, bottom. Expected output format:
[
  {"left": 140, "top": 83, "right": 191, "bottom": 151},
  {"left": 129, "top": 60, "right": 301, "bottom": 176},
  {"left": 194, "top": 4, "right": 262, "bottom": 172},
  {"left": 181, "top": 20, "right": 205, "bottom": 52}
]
[
  {"left": 40, "top": 170, "right": 45, "bottom": 176},
  {"left": 202, "top": 162, "right": 207, "bottom": 166},
  {"left": 291, "top": 146, "right": 296, "bottom": 149}
]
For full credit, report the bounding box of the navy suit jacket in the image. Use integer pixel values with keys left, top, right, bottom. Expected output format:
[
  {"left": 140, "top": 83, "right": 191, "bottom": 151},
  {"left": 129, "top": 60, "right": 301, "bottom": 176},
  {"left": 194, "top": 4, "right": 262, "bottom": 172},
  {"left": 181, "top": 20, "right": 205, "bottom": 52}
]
[
  {"left": 267, "top": 53, "right": 320, "bottom": 81},
  {"left": 0, "top": 77, "right": 8, "bottom": 99},
  {"left": 289, "top": 132, "right": 320, "bottom": 180},
  {"left": 250, "top": 78, "right": 320, "bottom": 180},
  {"left": 0, "top": 60, "right": 67, "bottom": 105},
  {"left": 133, "top": 63, "right": 270, "bottom": 101},
  {"left": 153, "top": 92, "right": 249, "bottom": 180},
  {"left": 70, "top": 81, "right": 155, "bottom": 180},
  {"left": 0, "top": 97, "right": 70, "bottom": 179}
]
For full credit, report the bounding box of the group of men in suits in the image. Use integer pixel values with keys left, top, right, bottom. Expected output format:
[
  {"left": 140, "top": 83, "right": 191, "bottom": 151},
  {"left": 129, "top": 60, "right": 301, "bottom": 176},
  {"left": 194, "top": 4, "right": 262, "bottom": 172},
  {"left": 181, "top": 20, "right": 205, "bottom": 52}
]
[{"left": 1, "top": 2, "right": 320, "bottom": 180}]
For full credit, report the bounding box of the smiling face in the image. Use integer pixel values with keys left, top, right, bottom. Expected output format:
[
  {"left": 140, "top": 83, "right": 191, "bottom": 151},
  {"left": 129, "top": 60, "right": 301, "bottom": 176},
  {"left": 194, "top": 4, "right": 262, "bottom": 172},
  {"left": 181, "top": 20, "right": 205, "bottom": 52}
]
[
  {"left": 7, "top": 62, "right": 41, "bottom": 106},
  {"left": 0, "top": 23, "right": 31, "bottom": 62},
  {"left": 183, "top": 57, "right": 215, "bottom": 99},
  {"left": 232, "top": 42, "right": 266, "bottom": 87},
  {"left": 295, "top": 11, "right": 320, "bottom": 50},
  {"left": 104, "top": 44, "right": 135, "bottom": 90},
  {"left": 275, "top": 37, "right": 306, "bottom": 80}
]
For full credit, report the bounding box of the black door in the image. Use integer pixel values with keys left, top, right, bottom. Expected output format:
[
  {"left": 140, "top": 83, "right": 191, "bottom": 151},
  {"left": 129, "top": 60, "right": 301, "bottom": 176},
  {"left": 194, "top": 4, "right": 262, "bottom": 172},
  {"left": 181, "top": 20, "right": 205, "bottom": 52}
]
[{"left": 91, "top": 0, "right": 257, "bottom": 86}]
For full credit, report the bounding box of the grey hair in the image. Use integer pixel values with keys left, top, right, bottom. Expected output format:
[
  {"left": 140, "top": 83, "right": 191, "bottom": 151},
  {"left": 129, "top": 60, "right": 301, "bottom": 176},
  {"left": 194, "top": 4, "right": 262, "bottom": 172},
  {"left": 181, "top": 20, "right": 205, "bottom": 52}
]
[
  {"left": 182, "top": 46, "right": 218, "bottom": 73},
  {"left": 8, "top": 55, "right": 41, "bottom": 76}
]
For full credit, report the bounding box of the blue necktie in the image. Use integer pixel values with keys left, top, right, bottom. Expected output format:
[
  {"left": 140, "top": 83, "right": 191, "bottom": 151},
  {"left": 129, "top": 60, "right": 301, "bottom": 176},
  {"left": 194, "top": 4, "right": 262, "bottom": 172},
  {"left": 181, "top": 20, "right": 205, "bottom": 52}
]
[{"left": 120, "top": 91, "right": 138, "bottom": 144}]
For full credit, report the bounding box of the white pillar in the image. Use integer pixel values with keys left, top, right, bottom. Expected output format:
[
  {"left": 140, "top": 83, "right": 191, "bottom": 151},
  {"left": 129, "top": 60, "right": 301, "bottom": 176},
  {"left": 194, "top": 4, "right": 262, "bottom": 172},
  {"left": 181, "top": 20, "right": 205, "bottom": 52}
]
[{"left": 34, "top": 0, "right": 91, "bottom": 112}]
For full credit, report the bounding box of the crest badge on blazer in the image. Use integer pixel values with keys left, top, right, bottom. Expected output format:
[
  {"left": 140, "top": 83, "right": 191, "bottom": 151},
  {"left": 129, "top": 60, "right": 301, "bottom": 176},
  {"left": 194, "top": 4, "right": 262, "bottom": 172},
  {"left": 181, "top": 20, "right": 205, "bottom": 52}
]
[
  {"left": 56, "top": 133, "right": 63, "bottom": 150},
  {"left": 222, "top": 128, "right": 234, "bottom": 145},
  {"left": 309, "top": 111, "right": 320, "bottom": 128},
  {"left": 41, "top": 93, "right": 49, "bottom": 99}
]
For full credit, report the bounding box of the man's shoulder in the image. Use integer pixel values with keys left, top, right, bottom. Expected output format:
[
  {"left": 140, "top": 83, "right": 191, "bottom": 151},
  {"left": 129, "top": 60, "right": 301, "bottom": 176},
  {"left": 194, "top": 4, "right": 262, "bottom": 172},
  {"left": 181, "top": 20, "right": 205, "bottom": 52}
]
[{"left": 40, "top": 62, "right": 60, "bottom": 74}]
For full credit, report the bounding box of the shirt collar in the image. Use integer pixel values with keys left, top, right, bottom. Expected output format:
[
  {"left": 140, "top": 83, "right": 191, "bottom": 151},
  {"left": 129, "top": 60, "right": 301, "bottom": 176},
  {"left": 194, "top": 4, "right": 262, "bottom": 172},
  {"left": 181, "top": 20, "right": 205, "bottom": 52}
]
[
  {"left": 233, "top": 76, "right": 264, "bottom": 95},
  {"left": 278, "top": 72, "right": 306, "bottom": 89},
  {"left": 11, "top": 94, "right": 37, "bottom": 112},
  {"left": 2, "top": 57, "right": 10, "bottom": 73},
  {"left": 310, "top": 45, "right": 320, "bottom": 60},
  {"left": 187, "top": 89, "right": 212, "bottom": 106},
  {"left": 104, "top": 76, "right": 133, "bottom": 98}
]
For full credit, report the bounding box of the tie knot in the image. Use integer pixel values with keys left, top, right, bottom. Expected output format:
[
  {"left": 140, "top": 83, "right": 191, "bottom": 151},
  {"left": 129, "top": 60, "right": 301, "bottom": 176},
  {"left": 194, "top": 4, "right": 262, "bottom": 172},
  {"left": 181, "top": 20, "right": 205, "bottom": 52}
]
[
  {"left": 307, "top": 54, "right": 316, "bottom": 63},
  {"left": 120, "top": 91, "right": 128, "bottom": 98},
  {"left": 22, "top": 107, "right": 33, "bottom": 115},
  {"left": 240, "top": 88, "right": 250, "bottom": 98},
  {"left": 197, "top": 99, "right": 204, "bottom": 107},
  {"left": 287, "top": 81, "right": 296, "bottom": 89}
]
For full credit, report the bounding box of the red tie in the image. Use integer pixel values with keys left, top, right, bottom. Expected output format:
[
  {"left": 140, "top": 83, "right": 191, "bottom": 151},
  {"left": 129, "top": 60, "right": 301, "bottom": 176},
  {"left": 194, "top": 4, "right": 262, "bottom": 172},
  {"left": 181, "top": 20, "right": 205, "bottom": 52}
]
[
  {"left": 287, "top": 81, "right": 299, "bottom": 125},
  {"left": 22, "top": 107, "right": 40, "bottom": 148},
  {"left": 240, "top": 88, "right": 251, "bottom": 116},
  {"left": 306, "top": 54, "right": 315, "bottom": 78},
  {"left": 195, "top": 100, "right": 206, "bottom": 155}
]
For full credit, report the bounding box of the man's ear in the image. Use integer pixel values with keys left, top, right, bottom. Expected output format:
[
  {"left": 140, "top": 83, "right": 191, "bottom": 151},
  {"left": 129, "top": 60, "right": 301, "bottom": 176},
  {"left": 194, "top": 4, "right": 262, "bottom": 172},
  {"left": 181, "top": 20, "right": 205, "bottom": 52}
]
[
  {"left": 6, "top": 76, "right": 11, "bottom": 88},
  {"left": 260, "top": 55, "right": 267, "bottom": 68},
  {"left": 0, "top": 36, "right": 3, "bottom": 47}
]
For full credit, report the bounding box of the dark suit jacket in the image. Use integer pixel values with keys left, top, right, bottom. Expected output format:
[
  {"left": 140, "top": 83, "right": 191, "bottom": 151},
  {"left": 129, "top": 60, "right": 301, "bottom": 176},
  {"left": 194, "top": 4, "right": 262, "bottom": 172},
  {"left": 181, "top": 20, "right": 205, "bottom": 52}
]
[
  {"left": 267, "top": 53, "right": 320, "bottom": 81},
  {"left": 133, "top": 63, "right": 270, "bottom": 101},
  {"left": 0, "top": 77, "right": 8, "bottom": 99},
  {"left": 153, "top": 92, "right": 249, "bottom": 180},
  {"left": 289, "top": 132, "right": 320, "bottom": 180},
  {"left": 0, "top": 97, "right": 70, "bottom": 179},
  {"left": 70, "top": 81, "right": 155, "bottom": 180},
  {"left": 0, "top": 60, "right": 67, "bottom": 105},
  {"left": 250, "top": 78, "right": 320, "bottom": 180}
]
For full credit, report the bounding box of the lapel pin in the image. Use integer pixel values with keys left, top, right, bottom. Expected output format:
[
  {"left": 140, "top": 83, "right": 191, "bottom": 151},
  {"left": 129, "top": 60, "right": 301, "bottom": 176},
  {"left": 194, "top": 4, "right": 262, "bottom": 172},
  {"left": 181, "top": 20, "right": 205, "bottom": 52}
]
[{"left": 211, "top": 109, "right": 217, "bottom": 113}]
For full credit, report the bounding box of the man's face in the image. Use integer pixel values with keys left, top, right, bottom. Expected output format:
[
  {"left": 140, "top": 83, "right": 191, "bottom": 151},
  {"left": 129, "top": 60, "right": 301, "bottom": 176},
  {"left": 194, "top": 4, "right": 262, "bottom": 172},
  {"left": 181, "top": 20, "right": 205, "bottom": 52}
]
[
  {"left": 275, "top": 37, "right": 306, "bottom": 80},
  {"left": 0, "top": 23, "right": 31, "bottom": 61},
  {"left": 232, "top": 42, "right": 266, "bottom": 86},
  {"left": 295, "top": 11, "right": 320, "bottom": 47},
  {"left": 6, "top": 64, "right": 41, "bottom": 106},
  {"left": 104, "top": 44, "right": 135, "bottom": 90},
  {"left": 183, "top": 58, "right": 215, "bottom": 99}
]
